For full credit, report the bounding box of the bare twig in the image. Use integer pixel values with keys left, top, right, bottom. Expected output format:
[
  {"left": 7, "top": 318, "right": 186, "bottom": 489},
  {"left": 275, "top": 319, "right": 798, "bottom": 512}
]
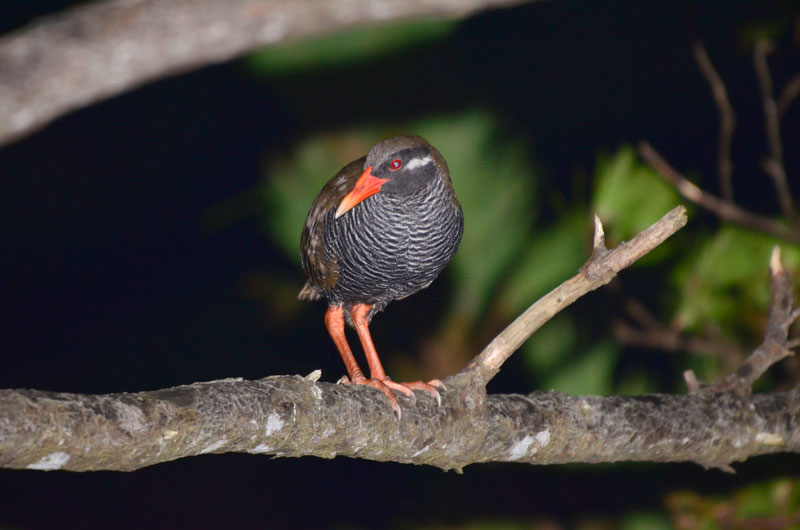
[
  {"left": 710, "top": 247, "right": 799, "bottom": 394},
  {"left": 753, "top": 39, "right": 799, "bottom": 227},
  {"left": 613, "top": 299, "right": 746, "bottom": 371},
  {"left": 638, "top": 141, "right": 800, "bottom": 245},
  {"left": 465, "top": 206, "right": 688, "bottom": 381},
  {"left": 683, "top": 370, "right": 703, "bottom": 394},
  {"left": 692, "top": 42, "right": 736, "bottom": 200},
  {"left": 0, "top": 0, "right": 530, "bottom": 147}
]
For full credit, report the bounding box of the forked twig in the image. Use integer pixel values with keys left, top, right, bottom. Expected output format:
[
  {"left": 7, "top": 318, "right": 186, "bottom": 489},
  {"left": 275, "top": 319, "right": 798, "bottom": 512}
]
[
  {"left": 754, "top": 39, "right": 799, "bottom": 227},
  {"left": 461, "top": 206, "right": 688, "bottom": 382},
  {"left": 684, "top": 247, "right": 800, "bottom": 395}
]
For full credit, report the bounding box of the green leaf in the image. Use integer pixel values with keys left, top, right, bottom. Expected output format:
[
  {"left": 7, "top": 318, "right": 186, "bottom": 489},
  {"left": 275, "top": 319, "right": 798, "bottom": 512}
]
[
  {"left": 672, "top": 225, "right": 800, "bottom": 332},
  {"left": 592, "top": 145, "right": 683, "bottom": 264},
  {"left": 736, "top": 481, "right": 777, "bottom": 518},
  {"left": 736, "top": 479, "right": 800, "bottom": 519}
]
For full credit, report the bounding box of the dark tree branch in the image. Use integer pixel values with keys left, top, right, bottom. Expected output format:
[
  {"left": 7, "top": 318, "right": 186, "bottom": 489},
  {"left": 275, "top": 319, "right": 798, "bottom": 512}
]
[
  {"left": 642, "top": 40, "right": 800, "bottom": 244},
  {"left": 692, "top": 42, "right": 736, "bottom": 201},
  {"left": 0, "top": 0, "right": 530, "bottom": 147},
  {"left": 2, "top": 376, "right": 799, "bottom": 473},
  {"left": 753, "top": 38, "right": 798, "bottom": 227},
  {"left": 638, "top": 142, "right": 800, "bottom": 245}
]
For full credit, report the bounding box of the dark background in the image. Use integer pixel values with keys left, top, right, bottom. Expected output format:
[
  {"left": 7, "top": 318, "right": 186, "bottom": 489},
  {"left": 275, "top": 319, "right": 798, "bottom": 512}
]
[{"left": 2, "top": 1, "right": 799, "bottom": 528}]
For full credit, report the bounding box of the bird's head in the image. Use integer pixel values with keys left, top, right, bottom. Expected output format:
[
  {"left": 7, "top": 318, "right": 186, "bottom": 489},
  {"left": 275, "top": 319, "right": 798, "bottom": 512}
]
[{"left": 335, "top": 135, "right": 447, "bottom": 218}]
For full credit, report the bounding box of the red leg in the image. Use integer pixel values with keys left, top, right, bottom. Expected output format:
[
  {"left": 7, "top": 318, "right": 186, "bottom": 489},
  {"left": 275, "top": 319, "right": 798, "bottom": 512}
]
[
  {"left": 350, "top": 304, "right": 443, "bottom": 405},
  {"left": 349, "top": 304, "right": 389, "bottom": 381},
  {"left": 325, "top": 305, "right": 401, "bottom": 416},
  {"left": 324, "top": 306, "right": 366, "bottom": 383}
]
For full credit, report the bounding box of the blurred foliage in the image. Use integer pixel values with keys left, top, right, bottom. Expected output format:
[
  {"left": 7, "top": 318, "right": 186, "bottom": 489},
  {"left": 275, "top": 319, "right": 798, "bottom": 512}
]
[
  {"left": 666, "top": 478, "right": 800, "bottom": 529},
  {"left": 593, "top": 146, "right": 682, "bottom": 243},
  {"left": 620, "top": 512, "right": 673, "bottom": 530},
  {"left": 589, "top": 146, "right": 800, "bottom": 386},
  {"left": 384, "top": 479, "right": 800, "bottom": 530},
  {"left": 593, "top": 146, "right": 684, "bottom": 266},
  {"left": 672, "top": 226, "right": 800, "bottom": 335},
  {"left": 244, "top": 19, "right": 457, "bottom": 75},
  {"left": 542, "top": 339, "right": 619, "bottom": 395},
  {"left": 497, "top": 210, "right": 587, "bottom": 314}
]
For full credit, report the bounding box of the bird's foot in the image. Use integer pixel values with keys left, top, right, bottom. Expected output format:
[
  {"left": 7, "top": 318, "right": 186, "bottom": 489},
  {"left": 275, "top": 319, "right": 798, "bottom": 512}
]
[
  {"left": 384, "top": 377, "right": 444, "bottom": 407},
  {"left": 338, "top": 375, "right": 403, "bottom": 417},
  {"left": 337, "top": 376, "right": 444, "bottom": 419}
]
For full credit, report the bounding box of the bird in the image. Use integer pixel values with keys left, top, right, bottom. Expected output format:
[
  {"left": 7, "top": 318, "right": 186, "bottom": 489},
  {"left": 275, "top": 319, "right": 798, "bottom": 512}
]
[{"left": 299, "top": 135, "right": 464, "bottom": 417}]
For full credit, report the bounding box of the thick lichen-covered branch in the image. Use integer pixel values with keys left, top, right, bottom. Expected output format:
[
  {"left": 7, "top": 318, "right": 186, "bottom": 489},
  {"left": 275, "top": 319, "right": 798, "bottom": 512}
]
[{"left": 1, "top": 376, "right": 798, "bottom": 473}]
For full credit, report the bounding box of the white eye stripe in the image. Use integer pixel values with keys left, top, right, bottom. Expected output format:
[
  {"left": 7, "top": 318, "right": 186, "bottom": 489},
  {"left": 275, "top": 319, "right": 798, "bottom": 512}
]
[{"left": 404, "top": 156, "right": 432, "bottom": 170}]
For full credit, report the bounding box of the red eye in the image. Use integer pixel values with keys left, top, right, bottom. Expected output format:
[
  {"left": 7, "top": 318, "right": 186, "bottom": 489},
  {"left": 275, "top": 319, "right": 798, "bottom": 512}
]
[{"left": 389, "top": 159, "right": 402, "bottom": 171}]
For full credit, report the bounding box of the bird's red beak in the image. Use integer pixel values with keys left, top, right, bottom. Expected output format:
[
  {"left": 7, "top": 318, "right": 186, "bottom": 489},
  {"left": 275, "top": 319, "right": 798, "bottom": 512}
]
[{"left": 335, "top": 166, "right": 389, "bottom": 218}]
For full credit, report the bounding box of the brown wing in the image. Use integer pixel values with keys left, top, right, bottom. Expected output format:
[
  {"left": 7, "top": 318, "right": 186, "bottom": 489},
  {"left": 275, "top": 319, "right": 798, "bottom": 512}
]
[
  {"left": 297, "top": 281, "right": 322, "bottom": 301},
  {"left": 299, "top": 157, "right": 366, "bottom": 298}
]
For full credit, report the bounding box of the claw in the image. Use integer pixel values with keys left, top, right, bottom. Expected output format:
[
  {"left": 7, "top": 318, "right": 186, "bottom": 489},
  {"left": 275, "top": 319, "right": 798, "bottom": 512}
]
[
  {"left": 400, "top": 380, "right": 442, "bottom": 405},
  {"left": 361, "top": 378, "right": 401, "bottom": 418}
]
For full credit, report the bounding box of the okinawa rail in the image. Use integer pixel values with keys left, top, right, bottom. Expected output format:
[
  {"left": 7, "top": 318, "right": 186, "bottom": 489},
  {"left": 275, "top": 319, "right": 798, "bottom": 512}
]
[{"left": 299, "top": 135, "right": 463, "bottom": 417}]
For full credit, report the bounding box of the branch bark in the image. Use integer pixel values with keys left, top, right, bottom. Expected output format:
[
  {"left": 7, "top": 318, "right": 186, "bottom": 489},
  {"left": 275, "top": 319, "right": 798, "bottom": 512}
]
[
  {"left": 2, "top": 376, "right": 798, "bottom": 473},
  {"left": 0, "top": 0, "right": 529, "bottom": 147}
]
